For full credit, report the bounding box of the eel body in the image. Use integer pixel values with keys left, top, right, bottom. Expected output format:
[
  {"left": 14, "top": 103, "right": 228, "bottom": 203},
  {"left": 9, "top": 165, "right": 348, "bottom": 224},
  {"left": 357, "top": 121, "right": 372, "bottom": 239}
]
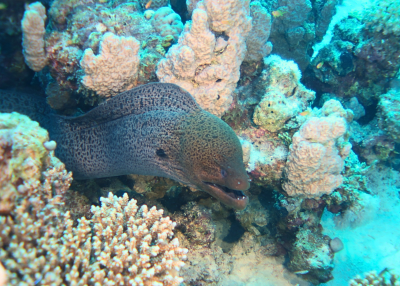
[{"left": 0, "top": 83, "right": 250, "bottom": 209}]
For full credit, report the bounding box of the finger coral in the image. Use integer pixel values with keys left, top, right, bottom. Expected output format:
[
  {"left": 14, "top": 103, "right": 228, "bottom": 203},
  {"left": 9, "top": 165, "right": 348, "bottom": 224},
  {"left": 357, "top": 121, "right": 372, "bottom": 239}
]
[
  {"left": 80, "top": 32, "right": 140, "bottom": 97},
  {"left": 21, "top": 2, "right": 47, "bottom": 71},
  {"left": 156, "top": 0, "right": 252, "bottom": 117},
  {"left": 1, "top": 189, "right": 187, "bottom": 285}
]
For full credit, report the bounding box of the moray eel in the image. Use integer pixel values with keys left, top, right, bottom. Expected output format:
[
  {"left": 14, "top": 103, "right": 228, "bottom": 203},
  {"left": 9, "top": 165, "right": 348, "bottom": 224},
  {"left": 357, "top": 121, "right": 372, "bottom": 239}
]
[{"left": 2, "top": 83, "right": 250, "bottom": 209}]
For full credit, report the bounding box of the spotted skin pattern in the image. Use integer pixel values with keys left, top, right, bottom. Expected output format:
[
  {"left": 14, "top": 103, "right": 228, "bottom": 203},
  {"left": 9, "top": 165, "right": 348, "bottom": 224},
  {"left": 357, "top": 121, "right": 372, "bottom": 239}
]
[{"left": 1, "top": 83, "right": 250, "bottom": 209}]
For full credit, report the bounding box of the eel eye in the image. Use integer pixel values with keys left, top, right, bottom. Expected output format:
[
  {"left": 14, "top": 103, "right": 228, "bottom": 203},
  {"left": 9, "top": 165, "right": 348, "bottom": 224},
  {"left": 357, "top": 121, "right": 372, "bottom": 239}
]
[
  {"left": 156, "top": 148, "right": 167, "bottom": 158},
  {"left": 221, "top": 169, "right": 227, "bottom": 178}
]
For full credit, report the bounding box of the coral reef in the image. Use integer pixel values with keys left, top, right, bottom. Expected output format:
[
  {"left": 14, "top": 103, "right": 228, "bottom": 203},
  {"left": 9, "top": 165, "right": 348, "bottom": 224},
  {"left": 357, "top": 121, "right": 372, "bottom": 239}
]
[
  {"left": 363, "top": 0, "right": 400, "bottom": 36},
  {"left": 0, "top": 112, "right": 187, "bottom": 285},
  {"left": 139, "top": 0, "right": 169, "bottom": 10},
  {"left": 151, "top": 7, "right": 184, "bottom": 41},
  {"left": 350, "top": 119, "right": 396, "bottom": 164},
  {"left": 287, "top": 227, "right": 334, "bottom": 284},
  {"left": 243, "top": 1, "right": 272, "bottom": 63},
  {"left": 262, "top": 0, "right": 339, "bottom": 69},
  {"left": 157, "top": 0, "right": 252, "bottom": 117},
  {"left": 309, "top": 8, "right": 400, "bottom": 108},
  {"left": 323, "top": 150, "right": 370, "bottom": 215},
  {"left": 239, "top": 127, "right": 288, "bottom": 186},
  {"left": 80, "top": 32, "right": 140, "bottom": 97},
  {"left": 349, "top": 269, "right": 400, "bottom": 286},
  {"left": 319, "top": 93, "right": 366, "bottom": 120},
  {"left": 0, "top": 4, "right": 34, "bottom": 90},
  {"left": 174, "top": 202, "right": 216, "bottom": 246},
  {"left": 20, "top": 0, "right": 183, "bottom": 107},
  {"left": 252, "top": 55, "right": 315, "bottom": 132},
  {"left": 377, "top": 88, "right": 400, "bottom": 143},
  {"left": 0, "top": 112, "right": 70, "bottom": 214},
  {"left": 21, "top": 2, "right": 47, "bottom": 72},
  {"left": 1, "top": 189, "right": 188, "bottom": 285},
  {"left": 282, "top": 100, "right": 353, "bottom": 198}
]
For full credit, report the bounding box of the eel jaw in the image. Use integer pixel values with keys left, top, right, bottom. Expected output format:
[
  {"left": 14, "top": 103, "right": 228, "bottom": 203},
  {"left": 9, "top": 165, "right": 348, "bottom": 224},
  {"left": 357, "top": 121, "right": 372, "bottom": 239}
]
[{"left": 202, "top": 181, "right": 249, "bottom": 210}]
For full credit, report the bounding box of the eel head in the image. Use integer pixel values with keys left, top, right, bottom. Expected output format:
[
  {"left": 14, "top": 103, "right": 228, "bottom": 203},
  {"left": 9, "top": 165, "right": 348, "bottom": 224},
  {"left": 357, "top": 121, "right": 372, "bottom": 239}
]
[{"left": 178, "top": 110, "right": 250, "bottom": 210}]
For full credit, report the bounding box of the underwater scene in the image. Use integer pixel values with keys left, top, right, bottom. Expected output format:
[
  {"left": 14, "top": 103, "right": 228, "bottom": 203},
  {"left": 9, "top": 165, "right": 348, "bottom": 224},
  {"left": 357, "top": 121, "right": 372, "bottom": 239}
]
[{"left": 0, "top": 0, "right": 399, "bottom": 285}]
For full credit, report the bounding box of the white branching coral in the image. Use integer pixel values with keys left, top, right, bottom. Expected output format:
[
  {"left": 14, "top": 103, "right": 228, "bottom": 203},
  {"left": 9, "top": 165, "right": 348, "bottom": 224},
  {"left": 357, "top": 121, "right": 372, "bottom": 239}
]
[
  {"left": 89, "top": 193, "right": 188, "bottom": 286},
  {"left": 80, "top": 32, "right": 140, "bottom": 98},
  {"left": 1, "top": 191, "right": 187, "bottom": 285},
  {"left": 349, "top": 269, "right": 400, "bottom": 286}
]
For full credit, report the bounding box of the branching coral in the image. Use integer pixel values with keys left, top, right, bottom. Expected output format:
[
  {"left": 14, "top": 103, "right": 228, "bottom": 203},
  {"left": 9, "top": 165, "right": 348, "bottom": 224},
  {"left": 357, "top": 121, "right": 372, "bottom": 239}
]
[
  {"left": 0, "top": 112, "right": 187, "bottom": 285},
  {"left": 1, "top": 188, "right": 187, "bottom": 285},
  {"left": 349, "top": 269, "right": 400, "bottom": 286}
]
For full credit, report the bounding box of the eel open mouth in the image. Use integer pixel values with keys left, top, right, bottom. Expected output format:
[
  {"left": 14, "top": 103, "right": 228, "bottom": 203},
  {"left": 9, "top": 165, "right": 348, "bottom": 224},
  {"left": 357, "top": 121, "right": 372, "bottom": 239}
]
[{"left": 203, "top": 182, "right": 247, "bottom": 201}]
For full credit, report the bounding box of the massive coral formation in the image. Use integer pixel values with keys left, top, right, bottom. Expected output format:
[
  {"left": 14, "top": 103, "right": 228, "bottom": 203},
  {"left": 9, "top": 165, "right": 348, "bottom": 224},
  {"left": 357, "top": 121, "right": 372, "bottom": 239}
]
[
  {"left": 243, "top": 1, "right": 272, "bottom": 63},
  {"left": 80, "top": 32, "right": 140, "bottom": 97},
  {"left": 157, "top": 0, "right": 252, "bottom": 117},
  {"left": 282, "top": 100, "right": 353, "bottom": 198},
  {"left": 21, "top": 2, "right": 47, "bottom": 71}
]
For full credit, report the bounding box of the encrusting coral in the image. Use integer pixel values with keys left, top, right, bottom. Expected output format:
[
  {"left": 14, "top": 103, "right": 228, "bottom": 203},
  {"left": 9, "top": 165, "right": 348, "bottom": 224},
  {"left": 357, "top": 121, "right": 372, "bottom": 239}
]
[
  {"left": 377, "top": 88, "right": 400, "bottom": 143},
  {"left": 0, "top": 112, "right": 187, "bottom": 286},
  {"left": 0, "top": 112, "right": 65, "bottom": 214},
  {"left": 252, "top": 55, "right": 315, "bottom": 132}
]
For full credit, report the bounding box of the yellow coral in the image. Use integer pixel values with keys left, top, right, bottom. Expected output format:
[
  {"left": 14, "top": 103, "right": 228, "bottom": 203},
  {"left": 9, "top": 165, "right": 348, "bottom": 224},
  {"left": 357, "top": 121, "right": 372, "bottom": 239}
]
[{"left": 0, "top": 112, "right": 59, "bottom": 214}]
